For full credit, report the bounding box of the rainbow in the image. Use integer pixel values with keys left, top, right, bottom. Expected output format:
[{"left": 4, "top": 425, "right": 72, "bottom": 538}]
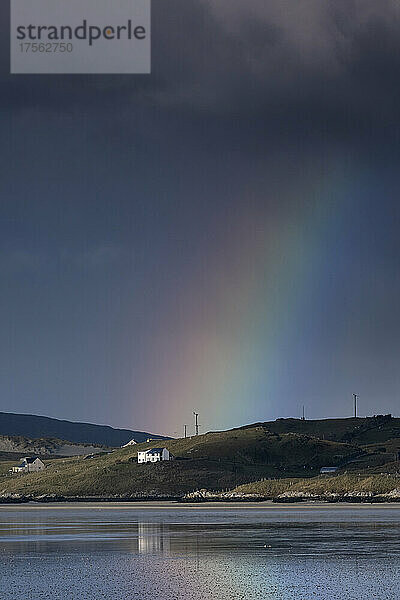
[{"left": 134, "top": 164, "right": 357, "bottom": 436}]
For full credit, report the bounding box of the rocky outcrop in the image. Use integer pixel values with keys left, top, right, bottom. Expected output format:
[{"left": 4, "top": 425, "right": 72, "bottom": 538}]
[
  {"left": 182, "top": 489, "right": 267, "bottom": 502},
  {"left": 182, "top": 487, "right": 400, "bottom": 503}
]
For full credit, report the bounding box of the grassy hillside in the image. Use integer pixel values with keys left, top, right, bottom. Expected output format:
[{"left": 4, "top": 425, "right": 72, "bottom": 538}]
[
  {"left": 240, "top": 415, "right": 400, "bottom": 473},
  {"left": 0, "top": 461, "right": 16, "bottom": 477},
  {"left": 1, "top": 418, "right": 399, "bottom": 499},
  {"left": 242, "top": 414, "right": 400, "bottom": 445},
  {"left": 159, "top": 426, "right": 360, "bottom": 471},
  {"left": 232, "top": 473, "right": 400, "bottom": 498},
  {"left": 0, "top": 426, "right": 362, "bottom": 497}
]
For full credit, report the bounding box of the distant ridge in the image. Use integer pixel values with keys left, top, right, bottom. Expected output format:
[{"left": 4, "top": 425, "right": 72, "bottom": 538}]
[
  {"left": 0, "top": 412, "right": 169, "bottom": 447},
  {"left": 236, "top": 414, "right": 399, "bottom": 444}
]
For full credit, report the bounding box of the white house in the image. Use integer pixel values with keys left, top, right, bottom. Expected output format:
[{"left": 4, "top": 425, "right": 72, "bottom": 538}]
[
  {"left": 122, "top": 439, "right": 137, "bottom": 448},
  {"left": 137, "top": 448, "right": 172, "bottom": 464},
  {"left": 12, "top": 457, "right": 45, "bottom": 474}
]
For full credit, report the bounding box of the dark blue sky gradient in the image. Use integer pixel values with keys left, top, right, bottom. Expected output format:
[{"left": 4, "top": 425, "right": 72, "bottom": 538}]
[{"left": 0, "top": 1, "right": 399, "bottom": 435}]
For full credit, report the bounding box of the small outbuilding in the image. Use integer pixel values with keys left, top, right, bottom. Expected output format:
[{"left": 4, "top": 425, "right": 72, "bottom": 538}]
[
  {"left": 12, "top": 457, "right": 45, "bottom": 474},
  {"left": 137, "top": 448, "right": 173, "bottom": 464},
  {"left": 320, "top": 466, "right": 339, "bottom": 475}
]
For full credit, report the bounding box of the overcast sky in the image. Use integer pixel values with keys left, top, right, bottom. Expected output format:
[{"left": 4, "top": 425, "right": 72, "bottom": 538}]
[{"left": 0, "top": 1, "right": 399, "bottom": 436}]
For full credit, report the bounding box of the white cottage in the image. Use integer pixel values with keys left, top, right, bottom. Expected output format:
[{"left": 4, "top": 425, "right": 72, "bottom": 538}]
[
  {"left": 122, "top": 439, "right": 137, "bottom": 448},
  {"left": 12, "top": 457, "right": 45, "bottom": 474},
  {"left": 137, "top": 448, "right": 172, "bottom": 464}
]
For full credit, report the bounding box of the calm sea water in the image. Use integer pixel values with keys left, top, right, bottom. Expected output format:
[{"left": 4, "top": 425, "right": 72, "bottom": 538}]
[{"left": 0, "top": 502, "right": 399, "bottom": 599}]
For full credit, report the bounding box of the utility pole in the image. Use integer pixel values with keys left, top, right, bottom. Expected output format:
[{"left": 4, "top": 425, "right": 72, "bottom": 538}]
[
  {"left": 301, "top": 406, "right": 305, "bottom": 421},
  {"left": 193, "top": 412, "right": 199, "bottom": 436},
  {"left": 353, "top": 393, "right": 358, "bottom": 418},
  {"left": 184, "top": 424, "right": 187, "bottom": 438}
]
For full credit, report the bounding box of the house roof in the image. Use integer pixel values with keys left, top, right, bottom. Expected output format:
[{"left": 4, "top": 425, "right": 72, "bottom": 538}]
[
  {"left": 320, "top": 466, "right": 338, "bottom": 471},
  {"left": 122, "top": 439, "right": 137, "bottom": 447},
  {"left": 23, "top": 456, "right": 40, "bottom": 464},
  {"left": 146, "top": 448, "right": 165, "bottom": 455}
]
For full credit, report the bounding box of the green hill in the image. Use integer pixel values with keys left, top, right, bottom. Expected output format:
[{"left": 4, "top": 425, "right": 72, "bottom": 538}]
[
  {"left": 1, "top": 417, "right": 399, "bottom": 499},
  {"left": 0, "top": 425, "right": 362, "bottom": 498},
  {"left": 237, "top": 415, "right": 400, "bottom": 473},
  {"left": 242, "top": 414, "right": 400, "bottom": 445}
]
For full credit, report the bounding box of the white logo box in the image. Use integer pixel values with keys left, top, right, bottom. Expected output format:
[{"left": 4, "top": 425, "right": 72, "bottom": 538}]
[{"left": 11, "top": 0, "right": 151, "bottom": 74}]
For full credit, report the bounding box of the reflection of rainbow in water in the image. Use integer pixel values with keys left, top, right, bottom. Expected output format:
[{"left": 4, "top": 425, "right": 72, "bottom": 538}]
[
  {"left": 134, "top": 521, "right": 257, "bottom": 598},
  {"left": 131, "top": 516, "right": 389, "bottom": 599},
  {"left": 132, "top": 520, "right": 331, "bottom": 599},
  {"left": 138, "top": 523, "right": 170, "bottom": 555}
]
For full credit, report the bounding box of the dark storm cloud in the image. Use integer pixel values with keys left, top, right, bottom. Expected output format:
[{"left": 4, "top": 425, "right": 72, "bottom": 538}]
[{"left": 1, "top": 0, "right": 400, "bottom": 146}]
